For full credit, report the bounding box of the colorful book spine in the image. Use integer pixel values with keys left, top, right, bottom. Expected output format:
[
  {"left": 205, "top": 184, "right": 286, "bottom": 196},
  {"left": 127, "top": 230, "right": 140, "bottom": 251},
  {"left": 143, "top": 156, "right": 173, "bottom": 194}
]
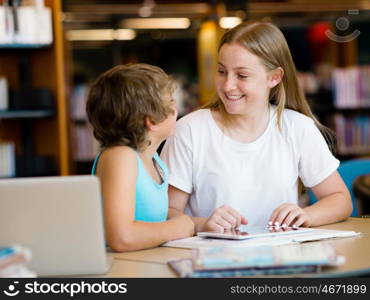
[
  {"left": 334, "top": 114, "right": 370, "bottom": 155},
  {"left": 332, "top": 65, "right": 370, "bottom": 108}
]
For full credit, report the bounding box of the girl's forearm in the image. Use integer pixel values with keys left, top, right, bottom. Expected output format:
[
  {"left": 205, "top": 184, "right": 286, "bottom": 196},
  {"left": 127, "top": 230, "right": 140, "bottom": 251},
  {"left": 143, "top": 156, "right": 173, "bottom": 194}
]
[
  {"left": 303, "top": 191, "right": 352, "bottom": 226},
  {"left": 168, "top": 207, "right": 206, "bottom": 233},
  {"left": 108, "top": 216, "right": 195, "bottom": 252}
]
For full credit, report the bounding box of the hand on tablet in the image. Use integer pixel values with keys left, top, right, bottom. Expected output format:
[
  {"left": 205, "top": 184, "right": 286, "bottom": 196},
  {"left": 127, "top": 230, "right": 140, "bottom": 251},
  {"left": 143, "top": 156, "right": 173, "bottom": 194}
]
[
  {"left": 268, "top": 203, "right": 312, "bottom": 228},
  {"left": 203, "top": 205, "right": 248, "bottom": 233}
]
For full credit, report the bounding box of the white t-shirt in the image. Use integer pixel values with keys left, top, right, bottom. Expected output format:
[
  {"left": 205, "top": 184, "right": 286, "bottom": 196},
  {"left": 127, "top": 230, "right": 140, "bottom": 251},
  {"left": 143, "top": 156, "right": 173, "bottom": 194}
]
[{"left": 160, "top": 106, "right": 339, "bottom": 226}]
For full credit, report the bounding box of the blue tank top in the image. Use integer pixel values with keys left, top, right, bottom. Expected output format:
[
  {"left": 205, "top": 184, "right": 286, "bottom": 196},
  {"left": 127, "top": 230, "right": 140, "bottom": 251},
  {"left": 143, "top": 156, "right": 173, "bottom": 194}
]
[{"left": 91, "top": 151, "right": 168, "bottom": 222}]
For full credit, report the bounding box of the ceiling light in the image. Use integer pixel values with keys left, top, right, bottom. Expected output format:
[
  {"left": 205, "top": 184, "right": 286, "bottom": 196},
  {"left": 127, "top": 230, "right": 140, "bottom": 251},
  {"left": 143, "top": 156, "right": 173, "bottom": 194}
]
[
  {"left": 66, "top": 29, "right": 136, "bottom": 41},
  {"left": 114, "top": 29, "right": 137, "bottom": 40},
  {"left": 138, "top": 0, "right": 156, "bottom": 17},
  {"left": 138, "top": 6, "right": 152, "bottom": 17},
  {"left": 219, "top": 17, "right": 242, "bottom": 29},
  {"left": 121, "top": 18, "right": 191, "bottom": 29}
]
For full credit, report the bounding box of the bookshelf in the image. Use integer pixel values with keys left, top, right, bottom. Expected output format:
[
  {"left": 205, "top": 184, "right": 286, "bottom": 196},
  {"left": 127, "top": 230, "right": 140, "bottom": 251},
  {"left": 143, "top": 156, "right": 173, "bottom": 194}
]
[
  {"left": 0, "top": 0, "right": 69, "bottom": 177},
  {"left": 68, "top": 80, "right": 98, "bottom": 174},
  {"left": 289, "top": 24, "right": 370, "bottom": 159},
  {"left": 329, "top": 61, "right": 370, "bottom": 157}
]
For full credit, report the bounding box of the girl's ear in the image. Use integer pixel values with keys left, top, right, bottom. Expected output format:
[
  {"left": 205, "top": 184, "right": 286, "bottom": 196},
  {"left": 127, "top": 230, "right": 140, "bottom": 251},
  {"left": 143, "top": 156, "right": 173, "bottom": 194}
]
[
  {"left": 145, "top": 116, "right": 159, "bottom": 132},
  {"left": 268, "top": 67, "right": 284, "bottom": 88}
]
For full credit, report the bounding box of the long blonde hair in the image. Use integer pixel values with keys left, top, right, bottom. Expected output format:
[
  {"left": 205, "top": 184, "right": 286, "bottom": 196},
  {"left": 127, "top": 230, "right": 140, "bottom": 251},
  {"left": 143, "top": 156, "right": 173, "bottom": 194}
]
[{"left": 203, "top": 21, "right": 335, "bottom": 152}]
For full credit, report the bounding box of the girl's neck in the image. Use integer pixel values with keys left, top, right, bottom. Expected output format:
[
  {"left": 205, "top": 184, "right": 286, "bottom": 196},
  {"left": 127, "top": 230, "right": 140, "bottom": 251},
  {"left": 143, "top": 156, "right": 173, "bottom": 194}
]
[
  {"left": 235, "top": 106, "right": 268, "bottom": 126},
  {"left": 137, "top": 138, "right": 162, "bottom": 163},
  {"left": 215, "top": 104, "right": 271, "bottom": 143},
  {"left": 137, "top": 138, "right": 165, "bottom": 185}
]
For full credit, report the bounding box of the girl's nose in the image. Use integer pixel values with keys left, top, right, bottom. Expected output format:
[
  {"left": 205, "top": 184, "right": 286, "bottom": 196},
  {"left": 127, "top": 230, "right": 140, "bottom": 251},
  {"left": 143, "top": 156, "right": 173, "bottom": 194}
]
[{"left": 223, "top": 75, "right": 236, "bottom": 91}]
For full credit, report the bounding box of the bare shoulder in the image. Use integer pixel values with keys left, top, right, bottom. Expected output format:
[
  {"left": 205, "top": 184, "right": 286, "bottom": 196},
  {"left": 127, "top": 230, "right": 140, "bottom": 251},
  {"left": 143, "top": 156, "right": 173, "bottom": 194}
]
[
  {"left": 96, "top": 146, "right": 137, "bottom": 176},
  {"left": 102, "top": 145, "right": 136, "bottom": 159}
]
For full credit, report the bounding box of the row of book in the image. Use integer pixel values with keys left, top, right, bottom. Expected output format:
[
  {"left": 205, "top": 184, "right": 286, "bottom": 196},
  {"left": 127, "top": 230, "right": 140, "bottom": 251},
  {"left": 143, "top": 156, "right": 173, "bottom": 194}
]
[
  {"left": 332, "top": 65, "right": 370, "bottom": 108},
  {"left": 168, "top": 243, "right": 343, "bottom": 277},
  {"left": 333, "top": 114, "right": 370, "bottom": 155},
  {"left": 0, "top": 0, "right": 52, "bottom": 45},
  {"left": 0, "top": 246, "right": 36, "bottom": 277},
  {"left": 69, "top": 84, "right": 99, "bottom": 162},
  {"left": 0, "top": 142, "right": 15, "bottom": 178},
  {"left": 70, "top": 124, "right": 99, "bottom": 161}
]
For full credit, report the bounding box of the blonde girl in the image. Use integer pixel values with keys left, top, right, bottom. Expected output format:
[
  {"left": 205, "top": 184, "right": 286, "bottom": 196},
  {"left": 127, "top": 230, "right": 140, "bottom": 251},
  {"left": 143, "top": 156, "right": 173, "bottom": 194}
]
[{"left": 161, "top": 21, "right": 352, "bottom": 232}]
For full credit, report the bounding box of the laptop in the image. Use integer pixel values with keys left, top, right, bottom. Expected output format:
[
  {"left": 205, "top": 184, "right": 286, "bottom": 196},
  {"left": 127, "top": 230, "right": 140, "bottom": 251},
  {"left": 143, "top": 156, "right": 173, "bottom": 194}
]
[{"left": 0, "top": 175, "right": 109, "bottom": 276}]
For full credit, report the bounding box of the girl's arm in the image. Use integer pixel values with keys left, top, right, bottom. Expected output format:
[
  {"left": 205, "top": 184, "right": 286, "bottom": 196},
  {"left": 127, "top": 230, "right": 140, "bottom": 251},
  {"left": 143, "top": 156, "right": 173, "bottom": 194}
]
[
  {"left": 97, "top": 147, "right": 195, "bottom": 252},
  {"left": 168, "top": 185, "right": 247, "bottom": 233},
  {"left": 306, "top": 170, "right": 352, "bottom": 226},
  {"left": 269, "top": 171, "right": 352, "bottom": 227},
  {"left": 168, "top": 185, "right": 206, "bottom": 232}
]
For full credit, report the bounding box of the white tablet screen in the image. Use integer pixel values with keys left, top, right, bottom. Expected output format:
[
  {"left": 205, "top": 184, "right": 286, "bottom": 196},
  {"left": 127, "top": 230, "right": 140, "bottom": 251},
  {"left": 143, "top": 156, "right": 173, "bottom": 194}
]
[{"left": 197, "top": 225, "right": 314, "bottom": 240}]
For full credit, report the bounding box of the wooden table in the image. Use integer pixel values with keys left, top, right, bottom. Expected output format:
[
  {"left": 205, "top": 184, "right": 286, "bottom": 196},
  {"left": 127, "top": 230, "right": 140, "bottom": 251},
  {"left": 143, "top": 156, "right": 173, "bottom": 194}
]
[
  {"left": 103, "top": 217, "right": 370, "bottom": 277},
  {"left": 354, "top": 175, "right": 370, "bottom": 215}
]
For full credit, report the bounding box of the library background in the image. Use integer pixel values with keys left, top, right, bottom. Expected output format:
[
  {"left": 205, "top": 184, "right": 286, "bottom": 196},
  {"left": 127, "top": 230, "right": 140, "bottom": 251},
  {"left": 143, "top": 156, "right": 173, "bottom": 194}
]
[{"left": 0, "top": 0, "right": 369, "bottom": 214}]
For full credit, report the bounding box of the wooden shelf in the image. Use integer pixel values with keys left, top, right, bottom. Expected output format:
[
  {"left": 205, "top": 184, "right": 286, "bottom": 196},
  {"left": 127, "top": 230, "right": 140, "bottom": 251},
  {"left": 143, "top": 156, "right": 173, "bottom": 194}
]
[
  {"left": 0, "top": 110, "right": 54, "bottom": 119},
  {"left": 334, "top": 106, "right": 370, "bottom": 113},
  {"left": 0, "top": 44, "right": 52, "bottom": 49},
  {"left": 338, "top": 148, "right": 370, "bottom": 156},
  {"left": 72, "top": 118, "right": 88, "bottom": 125},
  {"left": 0, "top": 0, "right": 70, "bottom": 176}
]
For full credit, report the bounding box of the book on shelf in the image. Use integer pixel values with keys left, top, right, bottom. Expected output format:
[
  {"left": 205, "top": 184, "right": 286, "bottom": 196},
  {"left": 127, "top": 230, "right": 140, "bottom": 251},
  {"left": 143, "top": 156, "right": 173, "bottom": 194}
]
[
  {"left": 332, "top": 65, "right": 370, "bottom": 109},
  {"left": 334, "top": 114, "right": 370, "bottom": 155},
  {"left": 70, "top": 84, "right": 89, "bottom": 121},
  {"left": 69, "top": 83, "right": 100, "bottom": 162},
  {"left": 0, "top": 77, "right": 8, "bottom": 110},
  {"left": 70, "top": 123, "right": 99, "bottom": 161},
  {"left": 0, "top": 142, "right": 15, "bottom": 178},
  {"left": 0, "top": 5, "right": 12, "bottom": 44},
  {"left": 0, "top": 246, "right": 36, "bottom": 278},
  {"left": 0, "top": 0, "right": 53, "bottom": 45},
  {"left": 168, "top": 243, "right": 344, "bottom": 278}
]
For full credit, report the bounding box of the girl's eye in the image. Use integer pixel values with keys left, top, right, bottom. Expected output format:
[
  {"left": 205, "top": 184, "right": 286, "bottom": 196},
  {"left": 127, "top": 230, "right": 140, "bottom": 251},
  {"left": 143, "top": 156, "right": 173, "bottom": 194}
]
[
  {"left": 238, "top": 74, "right": 248, "bottom": 79},
  {"left": 217, "top": 69, "right": 226, "bottom": 75}
]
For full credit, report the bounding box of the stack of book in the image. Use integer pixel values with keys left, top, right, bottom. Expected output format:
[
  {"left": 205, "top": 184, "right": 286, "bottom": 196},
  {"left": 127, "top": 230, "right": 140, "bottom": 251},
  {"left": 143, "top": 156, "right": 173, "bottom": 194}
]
[
  {"left": 168, "top": 243, "right": 344, "bottom": 278},
  {"left": 0, "top": 246, "right": 36, "bottom": 277}
]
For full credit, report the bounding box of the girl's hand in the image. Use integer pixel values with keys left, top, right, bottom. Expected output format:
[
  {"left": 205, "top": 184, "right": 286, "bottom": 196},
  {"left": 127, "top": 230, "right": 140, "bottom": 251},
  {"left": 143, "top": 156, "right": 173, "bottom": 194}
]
[
  {"left": 203, "top": 205, "right": 248, "bottom": 232},
  {"left": 269, "top": 203, "right": 312, "bottom": 228}
]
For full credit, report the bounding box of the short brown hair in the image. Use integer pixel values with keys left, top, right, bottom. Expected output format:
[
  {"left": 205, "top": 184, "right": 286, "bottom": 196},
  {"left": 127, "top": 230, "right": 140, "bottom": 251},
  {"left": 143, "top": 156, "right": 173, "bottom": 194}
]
[{"left": 86, "top": 63, "right": 175, "bottom": 150}]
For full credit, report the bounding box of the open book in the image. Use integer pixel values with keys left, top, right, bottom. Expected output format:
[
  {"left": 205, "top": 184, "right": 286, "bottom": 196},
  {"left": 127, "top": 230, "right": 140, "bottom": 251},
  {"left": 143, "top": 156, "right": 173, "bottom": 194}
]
[
  {"left": 163, "top": 228, "right": 360, "bottom": 249},
  {"left": 168, "top": 243, "right": 344, "bottom": 278}
]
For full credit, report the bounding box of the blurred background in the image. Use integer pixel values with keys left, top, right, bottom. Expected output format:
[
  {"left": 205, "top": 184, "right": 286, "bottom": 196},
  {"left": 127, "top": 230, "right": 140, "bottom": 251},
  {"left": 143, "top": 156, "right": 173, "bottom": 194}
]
[{"left": 0, "top": 0, "right": 369, "bottom": 214}]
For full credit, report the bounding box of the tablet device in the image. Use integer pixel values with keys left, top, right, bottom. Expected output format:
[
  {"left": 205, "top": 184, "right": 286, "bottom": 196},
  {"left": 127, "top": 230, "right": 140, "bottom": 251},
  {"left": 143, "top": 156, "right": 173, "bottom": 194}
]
[{"left": 197, "top": 225, "right": 314, "bottom": 240}]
